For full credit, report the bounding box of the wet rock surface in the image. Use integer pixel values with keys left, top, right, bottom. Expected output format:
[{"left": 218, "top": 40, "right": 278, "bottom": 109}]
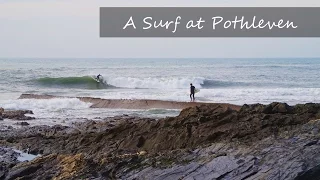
[
  {"left": 0, "top": 147, "right": 21, "bottom": 178},
  {"left": 14, "top": 122, "right": 30, "bottom": 126},
  {"left": 1, "top": 109, "right": 35, "bottom": 120},
  {"left": 0, "top": 103, "right": 320, "bottom": 179},
  {"left": 0, "top": 107, "right": 4, "bottom": 121}
]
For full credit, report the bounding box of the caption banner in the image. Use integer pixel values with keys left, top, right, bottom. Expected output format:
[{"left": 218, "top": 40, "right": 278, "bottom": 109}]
[{"left": 100, "top": 7, "right": 320, "bottom": 37}]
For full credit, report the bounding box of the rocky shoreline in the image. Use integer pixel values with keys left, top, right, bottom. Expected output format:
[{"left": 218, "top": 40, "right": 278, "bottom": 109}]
[{"left": 1, "top": 102, "right": 320, "bottom": 179}]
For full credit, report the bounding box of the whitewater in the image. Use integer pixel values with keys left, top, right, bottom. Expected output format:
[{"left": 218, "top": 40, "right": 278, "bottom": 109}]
[{"left": 1, "top": 58, "right": 320, "bottom": 125}]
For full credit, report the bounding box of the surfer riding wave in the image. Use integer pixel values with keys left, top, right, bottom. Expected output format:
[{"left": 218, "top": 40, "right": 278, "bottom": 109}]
[{"left": 96, "top": 74, "right": 102, "bottom": 80}]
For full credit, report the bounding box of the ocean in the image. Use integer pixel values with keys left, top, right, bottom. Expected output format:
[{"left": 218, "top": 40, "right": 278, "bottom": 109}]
[{"left": 1, "top": 58, "right": 320, "bottom": 126}]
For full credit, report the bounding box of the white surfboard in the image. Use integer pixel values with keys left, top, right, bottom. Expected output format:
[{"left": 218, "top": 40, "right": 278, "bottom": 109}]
[
  {"left": 188, "top": 88, "right": 200, "bottom": 94},
  {"left": 91, "top": 76, "right": 101, "bottom": 83}
]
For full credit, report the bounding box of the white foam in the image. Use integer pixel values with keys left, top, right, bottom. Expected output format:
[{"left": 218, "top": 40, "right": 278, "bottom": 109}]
[
  {"left": 96, "top": 88, "right": 320, "bottom": 105},
  {"left": 102, "top": 76, "right": 206, "bottom": 89},
  {"left": 1, "top": 98, "right": 91, "bottom": 122},
  {"left": 13, "top": 149, "right": 41, "bottom": 162},
  {"left": 1, "top": 98, "right": 90, "bottom": 111},
  {"left": 0, "top": 98, "right": 179, "bottom": 127},
  {"left": 193, "top": 88, "right": 320, "bottom": 105}
]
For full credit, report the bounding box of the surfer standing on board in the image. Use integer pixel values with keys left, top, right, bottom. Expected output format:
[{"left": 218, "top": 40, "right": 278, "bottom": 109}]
[
  {"left": 190, "top": 83, "right": 195, "bottom": 102},
  {"left": 96, "top": 74, "right": 102, "bottom": 80}
]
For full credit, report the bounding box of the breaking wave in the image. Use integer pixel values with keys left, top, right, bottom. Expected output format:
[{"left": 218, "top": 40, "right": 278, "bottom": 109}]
[
  {"left": 103, "top": 77, "right": 251, "bottom": 89},
  {"left": 35, "top": 76, "right": 252, "bottom": 89},
  {"left": 2, "top": 98, "right": 91, "bottom": 111},
  {"left": 36, "top": 76, "right": 113, "bottom": 89}
]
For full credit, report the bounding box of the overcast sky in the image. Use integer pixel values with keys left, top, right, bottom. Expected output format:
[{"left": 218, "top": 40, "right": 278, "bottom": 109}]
[{"left": 0, "top": 0, "right": 319, "bottom": 58}]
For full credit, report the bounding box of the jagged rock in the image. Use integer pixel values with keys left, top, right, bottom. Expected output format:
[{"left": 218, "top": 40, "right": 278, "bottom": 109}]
[
  {"left": 6, "top": 164, "right": 42, "bottom": 180},
  {"left": 14, "top": 122, "right": 29, "bottom": 126},
  {"left": 0, "top": 147, "right": 20, "bottom": 179},
  {"left": 5, "top": 153, "right": 99, "bottom": 180},
  {"left": 0, "top": 102, "right": 320, "bottom": 179},
  {"left": 10, "top": 103, "right": 320, "bottom": 156},
  {"left": 2, "top": 110, "right": 35, "bottom": 120},
  {"left": 137, "top": 136, "right": 145, "bottom": 148},
  {"left": 0, "top": 107, "right": 3, "bottom": 121},
  {"left": 271, "top": 102, "right": 292, "bottom": 113}
]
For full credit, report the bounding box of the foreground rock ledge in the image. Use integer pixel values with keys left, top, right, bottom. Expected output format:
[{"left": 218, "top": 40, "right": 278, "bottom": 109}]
[{"left": 1, "top": 102, "right": 320, "bottom": 179}]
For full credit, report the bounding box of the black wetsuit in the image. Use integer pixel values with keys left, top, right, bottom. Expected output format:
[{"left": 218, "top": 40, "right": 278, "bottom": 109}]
[
  {"left": 190, "top": 85, "right": 195, "bottom": 101},
  {"left": 97, "top": 74, "right": 101, "bottom": 80}
]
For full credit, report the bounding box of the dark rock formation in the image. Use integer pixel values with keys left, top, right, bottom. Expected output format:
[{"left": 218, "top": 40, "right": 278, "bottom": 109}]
[
  {"left": 2, "top": 110, "right": 35, "bottom": 120},
  {"left": 14, "top": 122, "right": 30, "bottom": 126},
  {"left": 0, "top": 102, "right": 320, "bottom": 179},
  {"left": 0, "top": 107, "right": 3, "bottom": 121},
  {"left": 0, "top": 147, "right": 21, "bottom": 178}
]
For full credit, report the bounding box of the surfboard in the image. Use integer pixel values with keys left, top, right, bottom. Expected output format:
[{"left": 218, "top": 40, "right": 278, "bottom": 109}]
[
  {"left": 188, "top": 88, "right": 200, "bottom": 94},
  {"left": 91, "top": 76, "right": 101, "bottom": 83}
]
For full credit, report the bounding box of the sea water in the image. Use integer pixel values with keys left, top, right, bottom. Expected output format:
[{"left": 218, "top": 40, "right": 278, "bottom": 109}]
[{"left": 1, "top": 58, "right": 320, "bottom": 125}]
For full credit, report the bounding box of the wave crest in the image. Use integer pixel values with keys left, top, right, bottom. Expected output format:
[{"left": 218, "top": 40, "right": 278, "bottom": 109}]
[
  {"left": 35, "top": 76, "right": 248, "bottom": 89},
  {"left": 36, "top": 76, "right": 112, "bottom": 89}
]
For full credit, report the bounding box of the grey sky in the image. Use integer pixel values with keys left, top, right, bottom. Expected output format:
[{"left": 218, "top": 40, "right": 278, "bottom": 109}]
[{"left": 0, "top": 0, "right": 319, "bottom": 58}]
